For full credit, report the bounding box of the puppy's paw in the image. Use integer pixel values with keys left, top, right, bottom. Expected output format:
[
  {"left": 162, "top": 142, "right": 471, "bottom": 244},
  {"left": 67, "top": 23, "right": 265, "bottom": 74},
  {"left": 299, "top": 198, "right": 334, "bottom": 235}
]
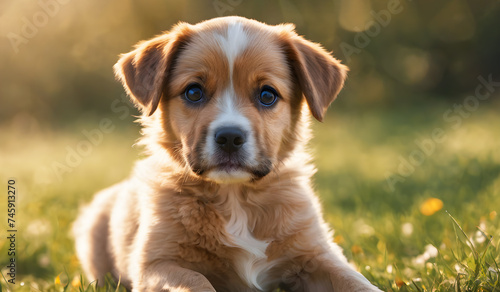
[
  {"left": 132, "top": 273, "right": 216, "bottom": 292},
  {"left": 132, "top": 284, "right": 215, "bottom": 292}
]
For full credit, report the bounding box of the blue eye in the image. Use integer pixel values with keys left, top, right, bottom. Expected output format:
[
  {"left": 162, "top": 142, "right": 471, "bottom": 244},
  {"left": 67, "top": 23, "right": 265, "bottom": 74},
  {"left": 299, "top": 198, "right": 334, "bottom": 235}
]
[
  {"left": 184, "top": 84, "right": 204, "bottom": 102},
  {"left": 259, "top": 86, "right": 278, "bottom": 106}
]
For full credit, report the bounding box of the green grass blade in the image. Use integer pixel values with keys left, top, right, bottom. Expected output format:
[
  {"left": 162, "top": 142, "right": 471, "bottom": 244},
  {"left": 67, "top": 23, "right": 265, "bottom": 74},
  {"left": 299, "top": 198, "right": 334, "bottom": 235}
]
[
  {"left": 0, "top": 271, "right": 10, "bottom": 292},
  {"left": 115, "top": 275, "right": 122, "bottom": 292},
  {"left": 447, "top": 211, "right": 479, "bottom": 261}
]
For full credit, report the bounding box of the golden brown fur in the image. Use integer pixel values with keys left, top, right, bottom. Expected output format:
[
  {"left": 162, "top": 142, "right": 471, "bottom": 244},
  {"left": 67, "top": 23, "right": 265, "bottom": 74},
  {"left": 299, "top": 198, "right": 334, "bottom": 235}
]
[{"left": 73, "top": 16, "right": 381, "bottom": 291}]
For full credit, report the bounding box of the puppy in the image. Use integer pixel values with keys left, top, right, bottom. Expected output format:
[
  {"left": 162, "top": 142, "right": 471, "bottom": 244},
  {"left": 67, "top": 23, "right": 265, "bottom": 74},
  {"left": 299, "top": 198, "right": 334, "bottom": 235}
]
[{"left": 73, "top": 16, "right": 382, "bottom": 292}]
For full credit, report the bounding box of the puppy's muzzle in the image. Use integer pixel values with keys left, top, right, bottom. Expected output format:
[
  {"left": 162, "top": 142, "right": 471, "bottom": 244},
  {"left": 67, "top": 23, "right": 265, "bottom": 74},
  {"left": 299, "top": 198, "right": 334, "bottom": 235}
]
[{"left": 214, "top": 127, "right": 246, "bottom": 154}]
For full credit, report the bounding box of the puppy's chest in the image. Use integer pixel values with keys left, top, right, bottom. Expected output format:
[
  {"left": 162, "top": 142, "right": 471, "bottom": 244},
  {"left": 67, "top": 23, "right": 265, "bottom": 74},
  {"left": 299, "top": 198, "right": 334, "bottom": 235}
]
[
  {"left": 220, "top": 197, "right": 272, "bottom": 289},
  {"left": 176, "top": 190, "right": 274, "bottom": 290}
]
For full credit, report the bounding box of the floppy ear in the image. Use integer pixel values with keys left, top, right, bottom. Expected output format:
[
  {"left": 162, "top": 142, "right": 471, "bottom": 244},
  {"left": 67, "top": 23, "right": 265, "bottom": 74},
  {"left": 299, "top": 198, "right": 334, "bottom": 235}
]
[
  {"left": 285, "top": 34, "right": 348, "bottom": 122},
  {"left": 113, "top": 23, "right": 191, "bottom": 116}
]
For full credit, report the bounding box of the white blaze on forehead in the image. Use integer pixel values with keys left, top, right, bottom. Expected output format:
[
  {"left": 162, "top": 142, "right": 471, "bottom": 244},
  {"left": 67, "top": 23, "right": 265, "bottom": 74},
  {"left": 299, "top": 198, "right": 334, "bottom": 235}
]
[
  {"left": 211, "top": 20, "right": 250, "bottom": 131},
  {"left": 215, "top": 21, "right": 249, "bottom": 74}
]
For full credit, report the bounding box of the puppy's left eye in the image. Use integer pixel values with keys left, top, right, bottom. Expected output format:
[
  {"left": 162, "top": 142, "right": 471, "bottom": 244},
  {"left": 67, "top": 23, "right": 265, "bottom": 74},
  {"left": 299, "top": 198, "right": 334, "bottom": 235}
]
[{"left": 259, "top": 86, "right": 278, "bottom": 106}]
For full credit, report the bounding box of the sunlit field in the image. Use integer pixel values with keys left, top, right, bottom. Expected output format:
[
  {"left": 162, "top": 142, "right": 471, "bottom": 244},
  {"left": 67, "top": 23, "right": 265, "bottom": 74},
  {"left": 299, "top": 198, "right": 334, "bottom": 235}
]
[
  {"left": 1, "top": 104, "right": 499, "bottom": 291},
  {"left": 2, "top": 0, "right": 499, "bottom": 290}
]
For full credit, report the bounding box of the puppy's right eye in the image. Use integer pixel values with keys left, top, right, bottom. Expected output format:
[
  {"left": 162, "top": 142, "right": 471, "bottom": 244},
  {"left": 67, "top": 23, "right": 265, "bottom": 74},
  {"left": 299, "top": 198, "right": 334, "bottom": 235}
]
[{"left": 184, "top": 84, "right": 204, "bottom": 103}]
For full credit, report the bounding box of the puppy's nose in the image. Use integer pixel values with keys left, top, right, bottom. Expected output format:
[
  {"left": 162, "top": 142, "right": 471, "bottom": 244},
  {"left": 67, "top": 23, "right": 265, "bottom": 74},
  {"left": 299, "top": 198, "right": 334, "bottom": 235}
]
[{"left": 215, "top": 127, "right": 246, "bottom": 153}]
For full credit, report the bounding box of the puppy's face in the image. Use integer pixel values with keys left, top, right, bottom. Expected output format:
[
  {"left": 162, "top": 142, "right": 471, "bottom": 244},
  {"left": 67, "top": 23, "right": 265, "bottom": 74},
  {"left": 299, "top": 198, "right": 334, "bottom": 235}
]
[
  {"left": 166, "top": 21, "right": 299, "bottom": 184},
  {"left": 114, "top": 17, "right": 348, "bottom": 184}
]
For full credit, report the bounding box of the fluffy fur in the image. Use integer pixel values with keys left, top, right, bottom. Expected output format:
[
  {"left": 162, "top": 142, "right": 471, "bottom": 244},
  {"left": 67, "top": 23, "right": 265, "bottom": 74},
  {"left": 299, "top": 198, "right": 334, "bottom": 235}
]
[{"left": 73, "top": 16, "right": 382, "bottom": 292}]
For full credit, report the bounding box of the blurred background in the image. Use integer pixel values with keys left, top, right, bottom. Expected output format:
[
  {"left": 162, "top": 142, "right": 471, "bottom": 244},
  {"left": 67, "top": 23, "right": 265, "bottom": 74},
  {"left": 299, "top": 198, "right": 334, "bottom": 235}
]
[
  {"left": 1, "top": 0, "right": 500, "bottom": 123},
  {"left": 1, "top": 0, "right": 500, "bottom": 291}
]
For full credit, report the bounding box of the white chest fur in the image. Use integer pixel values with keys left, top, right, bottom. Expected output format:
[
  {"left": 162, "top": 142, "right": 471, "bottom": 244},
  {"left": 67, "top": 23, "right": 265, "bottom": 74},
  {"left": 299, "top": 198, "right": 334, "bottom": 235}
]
[{"left": 218, "top": 187, "right": 273, "bottom": 291}]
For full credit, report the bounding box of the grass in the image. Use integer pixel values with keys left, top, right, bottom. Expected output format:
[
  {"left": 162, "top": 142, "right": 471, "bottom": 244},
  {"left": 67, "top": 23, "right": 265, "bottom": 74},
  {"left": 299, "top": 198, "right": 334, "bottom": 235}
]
[{"left": 0, "top": 104, "right": 499, "bottom": 291}]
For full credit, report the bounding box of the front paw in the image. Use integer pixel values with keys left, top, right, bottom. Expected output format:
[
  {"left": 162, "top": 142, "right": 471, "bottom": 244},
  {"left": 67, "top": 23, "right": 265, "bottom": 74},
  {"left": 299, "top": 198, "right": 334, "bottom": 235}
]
[
  {"left": 280, "top": 260, "right": 383, "bottom": 292},
  {"left": 133, "top": 284, "right": 215, "bottom": 292},
  {"left": 132, "top": 272, "right": 216, "bottom": 292}
]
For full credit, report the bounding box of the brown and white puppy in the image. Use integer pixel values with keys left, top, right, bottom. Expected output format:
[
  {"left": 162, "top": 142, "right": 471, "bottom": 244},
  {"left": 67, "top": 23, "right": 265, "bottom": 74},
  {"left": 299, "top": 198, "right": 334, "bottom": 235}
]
[{"left": 73, "top": 16, "right": 382, "bottom": 292}]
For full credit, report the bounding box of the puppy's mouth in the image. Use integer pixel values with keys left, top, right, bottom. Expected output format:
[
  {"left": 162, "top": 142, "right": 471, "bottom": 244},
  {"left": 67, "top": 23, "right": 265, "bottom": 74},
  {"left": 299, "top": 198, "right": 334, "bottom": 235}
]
[
  {"left": 189, "top": 159, "right": 271, "bottom": 183},
  {"left": 186, "top": 126, "right": 273, "bottom": 183},
  {"left": 214, "top": 161, "right": 245, "bottom": 172}
]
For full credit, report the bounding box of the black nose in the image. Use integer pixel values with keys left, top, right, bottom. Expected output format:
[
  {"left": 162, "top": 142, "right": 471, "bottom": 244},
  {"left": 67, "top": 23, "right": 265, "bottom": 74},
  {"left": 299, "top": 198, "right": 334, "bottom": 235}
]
[{"left": 215, "top": 127, "right": 246, "bottom": 153}]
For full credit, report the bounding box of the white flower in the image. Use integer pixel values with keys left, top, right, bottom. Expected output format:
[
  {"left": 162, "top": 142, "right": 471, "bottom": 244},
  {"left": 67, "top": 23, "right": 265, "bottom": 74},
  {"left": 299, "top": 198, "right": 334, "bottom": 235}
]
[
  {"left": 413, "top": 254, "right": 426, "bottom": 267},
  {"left": 402, "top": 222, "right": 414, "bottom": 236},
  {"left": 386, "top": 264, "right": 393, "bottom": 273},
  {"left": 474, "top": 230, "right": 486, "bottom": 244},
  {"left": 412, "top": 244, "right": 438, "bottom": 267},
  {"left": 26, "top": 219, "right": 52, "bottom": 237},
  {"left": 455, "top": 264, "right": 465, "bottom": 273},
  {"left": 354, "top": 219, "right": 375, "bottom": 236},
  {"left": 424, "top": 244, "right": 438, "bottom": 258}
]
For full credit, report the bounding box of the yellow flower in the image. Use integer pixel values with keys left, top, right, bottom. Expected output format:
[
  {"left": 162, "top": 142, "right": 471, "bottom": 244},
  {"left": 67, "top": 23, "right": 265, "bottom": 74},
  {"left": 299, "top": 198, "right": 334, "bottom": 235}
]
[
  {"left": 395, "top": 276, "right": 406, "bottom": 287},
  {"left": 334, "top": 235, "right": 345, "bottom": 244},
  {"left": 351, "top": 245, "right": 363, "bottom": 255},
  {"left": 71, "top": 276, "right": 81, "bottom": 288},
  {"left": 54, "top": 274, "right": 61, "bottom": 285},
  {"left": 420, "top": 198, "right": 443, "bottom": 216}
]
